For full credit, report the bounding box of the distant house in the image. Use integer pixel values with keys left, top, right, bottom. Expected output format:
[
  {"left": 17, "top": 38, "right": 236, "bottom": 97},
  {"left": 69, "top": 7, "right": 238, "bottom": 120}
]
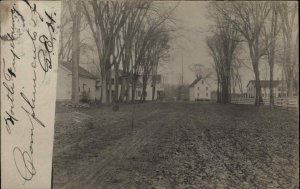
[
  {"left": 107, "top": 69, "right": 164, "bottom": 101},
  {"left": 189, "top": 77, "right": 211, "bottom": 101},
  {"left": 246, "top": 80, "right": 287, "bottom": 98},
  {"left": 56, "top": 62, "right": 165, "bottom": 102},
  {"left": 108, "top": 69, "right": 142, "bottom": 101},
  {"left": 145, "top": 74, "right": 165, "bottom": 100},
  {"left": 56, "top": 61, "right": 100, "bottom": 101}
]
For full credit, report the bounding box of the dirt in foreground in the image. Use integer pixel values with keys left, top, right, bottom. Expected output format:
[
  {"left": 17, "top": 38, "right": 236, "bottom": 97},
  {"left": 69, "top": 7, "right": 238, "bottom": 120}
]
[{"left": 52, "top": 102, "right": 299, "bottom": 189}]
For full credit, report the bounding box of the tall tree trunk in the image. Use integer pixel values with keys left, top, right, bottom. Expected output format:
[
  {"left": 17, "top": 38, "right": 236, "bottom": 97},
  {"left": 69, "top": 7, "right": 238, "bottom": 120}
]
[
  {"left": 131, "top": 78, "right": 137, "bottom": 102},
  {"left": 114, "top": 67, "right": 119, "bottom": 103},
  {"left": 287, "top": 76, "right": 293, "bottom": 97},
  {"left": 71, "top": 2, "right": 81, "bottom": 104},
  {"left": 219, "top": 81, "right": 223, "bottom": 103},
  {"left": 152, "top": 76, "right": 156, "bottom": 101},
  {"left": 141, "top": 75, "right": 148, "bottom": 102},
  {"left": 141, "top": 82, "right": 147, "bottom": 102},
  {"left": 102, "top": 74, "right": 107, "bottom": 103},
  {"left": 228, "top": 80, "right": 231, "bottom": 103},
  {"left": 253, "top": 64, "right": 262, "bottom": 105},
  {"left": 217, "top": 78, "right": 220, "bottom": 103},
  {"left": 223, "top": 79, "right": 228, "bottom": 104},
  {"left": 281, "top": 69, "right": 284, "bottom": 97},
  {"left": 284, "top": 32, "right": 294, "bottom": 97},
  {"left": 107, "top": 70, "right": 112, "bottom": 103},
  {"left": 228, "top": 70, "right": 231, "bottom": 103},
  {"left": 269, "top": 63, "right": 274, "bottom": 105},
  {"left": 99, "top": 86, "right": 102, "bottom": 103},
  {"left": 249, "top": 42, "right": 263, "bottom": 106},
  {"left": 119, "top": 77, "right": 125, "bottom": 102},
  {"left": 152, "top": 85, "right": 156, "bottom": 101},
  {"left": 268, "top": 4, "right": 279, "bottom": 106},
  {"left": 126, "top": 77, "right": 130, "bottom": 103}
]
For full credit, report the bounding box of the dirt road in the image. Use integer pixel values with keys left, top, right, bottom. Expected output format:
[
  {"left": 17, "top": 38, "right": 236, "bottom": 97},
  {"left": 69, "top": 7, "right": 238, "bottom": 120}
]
[{"left": 52, "top": 102, "right": 299, "bottom": 189}]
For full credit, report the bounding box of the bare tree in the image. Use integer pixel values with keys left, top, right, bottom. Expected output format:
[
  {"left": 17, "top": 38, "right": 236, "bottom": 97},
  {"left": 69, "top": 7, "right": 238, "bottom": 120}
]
[
  {"left": 189, "top": 64, "right": 204, "bottom": 79},
  {"left": 206, "top": 36, "right": 223, "bottom": 103},
  {"left": 206, "top": 13, "right": 240, "bottom": 104},
  {"left": 189, "top": 64, "right": 213, "bottom": 81},
  {"left": 130, "top": 8, "right": 175, "bottom": 102},
  {"left": 139, "top": 29, "right": 170, "bottom": 102},
  {"left": 59, "top": 1, "right": 73, "bottom": 61},
  {"left": 231, "top": 59, "right": 244, "bottom": 95},
  {"left": 119, "top": 0, "right": 152, "bottom": 103},
  {"left": 262, "top": 2, "right": 281, "bottom": 106},
  {"left": 83, "top": 1, "right": 130, "bottom": 103},
  {"left": 82, "top": 0, "right": 175, "bottom": 104},
  {"left": 68, "top": 0, "right": 82, "bottom": 104},
  {"left": 278, "top": 2, "right": 298, "bottom": 97},
  {"left": 213, "top": 1, "right": 270, "bottom": 105},
  {"left": 59, "top": 1, "right": 91, "bottom": 62}
]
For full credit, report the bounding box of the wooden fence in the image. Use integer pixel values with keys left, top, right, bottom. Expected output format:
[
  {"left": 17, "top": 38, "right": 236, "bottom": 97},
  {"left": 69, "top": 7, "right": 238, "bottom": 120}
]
[
  {"left": 274, "top": 97, "right": 299, "bottom": 110},
  {"left": 231, "top": 98, "right": 255, "bottom": 105},
  {"left": 231, "top": 96, "right": 299, "bottom": 110}
]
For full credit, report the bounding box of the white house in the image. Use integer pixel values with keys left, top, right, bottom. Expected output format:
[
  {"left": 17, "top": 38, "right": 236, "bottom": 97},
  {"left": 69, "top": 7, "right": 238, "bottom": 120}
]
[
  {"left": 104, "top": 69, "right": 164, "bottom": 101},
  {"left": 106, "top": 69, "right": 142, "bottom": 101},
  {"left": 246, "top": 80, "right": 287, "bottom": 98},
  {"left": 56, "top": 62, "right": 165, "bottom": 102},
  {"left": 189, "top": 77, "right": 211, "bottom": 101},
  {"left": 144, "top": 75, "right": 165, "bottom": 101},
  {"left": 56, "top": 61, "right": 100, "bottom": 101}
]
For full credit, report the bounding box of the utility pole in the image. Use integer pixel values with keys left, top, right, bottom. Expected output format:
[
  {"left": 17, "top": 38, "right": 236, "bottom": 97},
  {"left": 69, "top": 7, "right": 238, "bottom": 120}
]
[
  {"left": 180, "top": 55, "right": 184, "bottom": 100},
  {"left": 177, "top": 55, "right": 184, "bottom": 101},
  {"left": 281, "top": 67, "right": 284, "bottom": 97},
  {"left": 181, "top": 55, "right": 183, "bottom": 86}
]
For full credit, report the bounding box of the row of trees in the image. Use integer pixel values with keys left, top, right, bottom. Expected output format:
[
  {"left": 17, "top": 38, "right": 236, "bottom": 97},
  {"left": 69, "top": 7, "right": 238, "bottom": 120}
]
[
  {"left": 60, "top": 0, "right": 174, "bottom": 104},
  {"left": 207, "top": 1, "right": 298, "bottom": 106}
]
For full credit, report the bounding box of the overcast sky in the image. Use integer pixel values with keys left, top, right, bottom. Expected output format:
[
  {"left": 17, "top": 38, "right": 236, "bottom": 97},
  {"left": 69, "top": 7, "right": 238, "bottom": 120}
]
[
  {"left": 156, "top": 1, "right": 284, "bottom": 91},
  {"left": 157, "top": 1, "right": 213, "bottom": 86}
]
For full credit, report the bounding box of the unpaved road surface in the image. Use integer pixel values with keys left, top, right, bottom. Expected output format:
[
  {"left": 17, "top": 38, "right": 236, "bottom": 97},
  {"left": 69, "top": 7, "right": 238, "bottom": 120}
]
[{"left": 52, "top": 102, "right": 299, "bottom": 189}]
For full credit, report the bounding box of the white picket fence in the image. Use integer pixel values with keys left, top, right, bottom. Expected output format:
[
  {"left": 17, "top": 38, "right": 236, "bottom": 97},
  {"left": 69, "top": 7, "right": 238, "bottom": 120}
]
[{"left": 231, "top": 96, "right": 299, "bottom": 110}]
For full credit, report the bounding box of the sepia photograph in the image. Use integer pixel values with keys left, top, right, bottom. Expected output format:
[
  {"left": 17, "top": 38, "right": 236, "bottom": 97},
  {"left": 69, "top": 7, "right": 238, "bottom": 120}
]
[{"left": 2, "top": 0, "right": 298, "bottom": 189}]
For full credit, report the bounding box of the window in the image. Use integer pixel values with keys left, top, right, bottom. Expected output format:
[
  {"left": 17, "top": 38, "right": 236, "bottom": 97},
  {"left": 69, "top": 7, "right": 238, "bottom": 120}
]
[
  {"left": 198, "top": 93, "right": 199, "bottom": 97},
  {"left": 88, "top": 88, "right": 90, "bottom": 93},
  {"left": 138, "top": 91, "right": 141, "bottom": 97},
  {"left": 206, "top": 86, "right": 208, "bottom": 91},
  {"left": 206, "top": 93, "right": 208, "bottom": 97},
  {"left": 83, "top": 84, "right": 86, "bottom": 91},
  {"left": 198, "top": 87, "right": 199, "bottom": 90},
  {"left": 111, "top": 78, "right": 115, "bottom": 84},
  {"left": 202, "top": 80, "right": 204, "bottom": 84}
]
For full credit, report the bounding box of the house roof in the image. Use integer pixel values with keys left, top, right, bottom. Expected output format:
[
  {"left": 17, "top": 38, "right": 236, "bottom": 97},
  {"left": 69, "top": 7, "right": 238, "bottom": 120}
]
[
  {"left": 190, "top": 77, "right": 206, "bottom": 87},
  {"left": 247, "top": 80, "right": 281, "bottom": 88},
  {"left": 59, "top": 60, "right": 99, "bottom": 80}
]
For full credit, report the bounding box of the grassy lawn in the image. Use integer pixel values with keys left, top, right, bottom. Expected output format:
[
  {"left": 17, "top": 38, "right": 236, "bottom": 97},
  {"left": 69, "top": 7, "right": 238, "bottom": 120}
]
[{"left": 52, "top": 102, "right": 299, "bottom": 189}]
